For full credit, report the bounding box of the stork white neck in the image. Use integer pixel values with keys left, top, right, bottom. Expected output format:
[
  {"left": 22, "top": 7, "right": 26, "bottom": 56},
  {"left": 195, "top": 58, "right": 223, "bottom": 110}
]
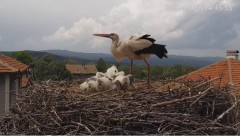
[
  {"left": 110, "top": 36, "right": 125, "bottom": 61},
  {"left": 111, "top": 35, "right": 120, "bottom": 49}
]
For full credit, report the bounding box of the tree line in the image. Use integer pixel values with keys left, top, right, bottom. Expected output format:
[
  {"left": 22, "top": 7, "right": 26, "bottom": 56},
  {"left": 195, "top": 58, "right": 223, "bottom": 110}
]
[
  {"left": 11, "top": 51, "right": 199, "bottom": 81},
  {"left": 96, "top": 58, "right": 198, "bottom": 80},
  {"left": 11, "top": 51, "right": 72, "bottom": 80}
]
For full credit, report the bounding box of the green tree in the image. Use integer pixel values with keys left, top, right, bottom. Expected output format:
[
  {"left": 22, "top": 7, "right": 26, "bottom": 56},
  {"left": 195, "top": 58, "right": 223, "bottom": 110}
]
[
  {"left": 11, "top": 51, "right": 33, "bottom": 65},
  {"left": 114, "top": 62, "right": 120, "bottom": 68},
  {"left": 35, "top": 59, "right": 72, "bottom": 81},
  {"left": 150, "top": 66, "right": 164, "bottom": 79},
  {"left": 96, "top": 58, "right": 107, "bottom": 72},
  {"left": 42, "top": 54, "right": 53, "bottom": 64}
]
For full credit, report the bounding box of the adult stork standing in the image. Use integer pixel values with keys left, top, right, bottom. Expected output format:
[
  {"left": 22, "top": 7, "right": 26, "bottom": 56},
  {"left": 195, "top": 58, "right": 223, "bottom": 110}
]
[{"left": 93, "top": 33, "right": 168, "bottom": 87}]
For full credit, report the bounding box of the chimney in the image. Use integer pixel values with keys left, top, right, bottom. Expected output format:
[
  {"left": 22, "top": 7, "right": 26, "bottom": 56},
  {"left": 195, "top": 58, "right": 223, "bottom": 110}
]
[{"left": 226, "top": 50, "right": 239, "bottom": 60}]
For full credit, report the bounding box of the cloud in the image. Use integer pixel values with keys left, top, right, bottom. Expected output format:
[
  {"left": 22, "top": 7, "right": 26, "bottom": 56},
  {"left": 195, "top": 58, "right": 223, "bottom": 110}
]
[
  {"left": 42, "top": 18, "right": 104, "bottom": 44},
  {"left": 39, "top": 0, "right": 240, "bottom": 56},
  {"left": 42, "top": 0, "right": 189, "bottom": 51}
]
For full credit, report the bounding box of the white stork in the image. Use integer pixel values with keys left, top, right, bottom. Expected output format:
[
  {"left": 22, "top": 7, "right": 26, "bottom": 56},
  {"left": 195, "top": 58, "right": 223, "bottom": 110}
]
[{"left": 93, "top": 33, "right": 168, "bottom": 87}]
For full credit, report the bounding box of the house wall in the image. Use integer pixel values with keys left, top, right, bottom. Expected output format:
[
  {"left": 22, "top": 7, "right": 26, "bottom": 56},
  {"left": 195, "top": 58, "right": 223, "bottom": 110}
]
[
  {"left": 0, "top": 73, "right": 21, "bottom": 120},
  {"left": 10, "top": 75, "right": 18, "bottom": 107},
  {"left": 0, "top": 74, "right": 5, "bottom": 118},
  {"left": 4, "top": 75, "right": 10, "bottom": 114}
]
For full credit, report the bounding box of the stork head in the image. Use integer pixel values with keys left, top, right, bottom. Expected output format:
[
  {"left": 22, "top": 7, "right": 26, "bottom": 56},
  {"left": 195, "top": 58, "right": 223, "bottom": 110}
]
[{"left": 93, "top": 33, "right": 119, "bottom": 41}]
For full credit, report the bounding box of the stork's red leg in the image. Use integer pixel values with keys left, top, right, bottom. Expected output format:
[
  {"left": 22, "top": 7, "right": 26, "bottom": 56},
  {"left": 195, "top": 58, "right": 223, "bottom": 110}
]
[
  {"left": 129, "top": 59, "right": 133, "bottom": 74},
  {"left": 143, "top": 59, "right": 150, "bottom": 87}
]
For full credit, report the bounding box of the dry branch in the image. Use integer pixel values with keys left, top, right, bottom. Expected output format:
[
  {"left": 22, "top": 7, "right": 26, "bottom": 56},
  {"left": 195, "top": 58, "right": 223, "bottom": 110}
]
[{"left": 151, "top": 86, "right": 213, "bottom": 108}]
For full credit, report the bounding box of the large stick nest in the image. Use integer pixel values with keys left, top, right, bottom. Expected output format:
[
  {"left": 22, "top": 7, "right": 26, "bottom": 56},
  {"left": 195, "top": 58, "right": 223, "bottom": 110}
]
[{"left": 0, "top": 78, "right": 240, "bottom": 135}]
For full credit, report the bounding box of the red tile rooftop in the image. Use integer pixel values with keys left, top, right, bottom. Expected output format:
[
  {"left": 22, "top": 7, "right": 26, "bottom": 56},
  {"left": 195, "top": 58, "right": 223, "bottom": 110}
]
[{"left": 0, "top": 54, "right": 28, "bottom": 73}]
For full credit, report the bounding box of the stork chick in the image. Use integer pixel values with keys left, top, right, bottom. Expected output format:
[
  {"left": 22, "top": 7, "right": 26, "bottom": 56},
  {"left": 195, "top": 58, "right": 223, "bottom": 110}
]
[
  {"left": 112, "top": 80, "right": 121, "bottom": 90},
  {"left": 87, "top": 80, "right": 98, "bottom": 92},
  {"left": 96, "top": 76, "right": 112, "bottom": 91},
  {"left": 114, "top": 75, "right": 130, "bottom": 91},
  {"left": 79, "top": 81, "right": 89, "bottom": 91},
  {"left": 105, "top": 65, "right": 118, "bottom": 79},
  {"left": 115, "top": 71, "right": 125, "bottom": 77},
  {"left": 95, "top": 72, "right": 106, "bottom": 78},
  {"left": 126, "top": 74, "right": 135, "bottom": 89}
]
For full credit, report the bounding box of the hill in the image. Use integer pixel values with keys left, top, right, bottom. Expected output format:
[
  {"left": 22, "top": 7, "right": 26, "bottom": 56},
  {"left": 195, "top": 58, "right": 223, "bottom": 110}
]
[
  {"left": 43, "top": 50, "right": 223, "bottom": 67},
  {"left": 0, "top": 50, "right": 95, "bottom": 63},
  {"left": 0, "top": 50, "right": 223, "bottom": 67}
]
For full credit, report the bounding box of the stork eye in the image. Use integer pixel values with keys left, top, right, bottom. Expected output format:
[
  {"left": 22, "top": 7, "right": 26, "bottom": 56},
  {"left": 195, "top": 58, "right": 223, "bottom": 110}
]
[
  {"left": 110, "top": 33, "right": 114, "bottom": 36},
  {"left": 115, "top": 70, "right": 117, "bottom": 72}
]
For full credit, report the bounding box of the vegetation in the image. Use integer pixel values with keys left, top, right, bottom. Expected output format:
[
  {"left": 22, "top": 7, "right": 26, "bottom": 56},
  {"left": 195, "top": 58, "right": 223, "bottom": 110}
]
[
  {"left": 117, "top": 64, "right": 198, "bottom": 79},
  {"left": 11, "top": 51, "right": 33, "bottom": 65},
  {"left": 11, "top": 51, "right": 72, "bottom": 80},
  {"left": 34, "top": 55, "right": 72, "bottom": 80},
  {"left": 96, "top": 58, "right": 107, "bottom": 72},
  {"left": 10, "top": 51, "right": 199, "bottom": 81}
]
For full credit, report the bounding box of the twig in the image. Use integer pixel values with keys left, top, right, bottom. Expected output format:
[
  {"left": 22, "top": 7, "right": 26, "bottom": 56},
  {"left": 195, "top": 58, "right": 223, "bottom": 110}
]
[
  {"left": 151, "top": 86, "right": 213, "bottom": 109},
  {"left": 189, "top": 86, "right": 213, "bottom": 107},
  {"left": 71, "top": 121, "right": 92, "bottom": 134},
  {"left": 51, "top": 108, "right": 62, "bottom": 121},
  {"left": 213, "top": 100, "right": 239, "bottom": 123},
  {"left": 194, "top": 77, "right": 220, "bottom": 88}
]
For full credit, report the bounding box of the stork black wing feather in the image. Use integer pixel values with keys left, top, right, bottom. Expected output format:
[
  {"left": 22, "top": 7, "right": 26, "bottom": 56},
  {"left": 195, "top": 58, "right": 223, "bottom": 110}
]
[
  {"left": 138, "top": 34, "right": 156, "bottom": 43},
  {"left": 135, "top": 44, "right": 168, "bottom": 59}
]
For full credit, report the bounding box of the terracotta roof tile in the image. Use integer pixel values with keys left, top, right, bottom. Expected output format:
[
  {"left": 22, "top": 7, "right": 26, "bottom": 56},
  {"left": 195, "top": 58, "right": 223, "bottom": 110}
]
[
  {"left": 0, "top": 54, "right": 29, "bottom": 73},
  {"left": 177, "top": 58, "right": 240, "bottom": 88}
]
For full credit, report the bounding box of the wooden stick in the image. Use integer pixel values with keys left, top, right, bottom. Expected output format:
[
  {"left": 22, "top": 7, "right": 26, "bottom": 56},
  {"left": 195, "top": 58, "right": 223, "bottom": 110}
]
[
  {"left": 151, "top": 86, "right": 213, "bottom": 109},
  {"left": 71, "top": 121, "right": 92, "bottom": 134},
  {"left": 194, "top": 77, "right": 220, "bottom": 88},
  {"left": 190, "top": 86, "right": 213, "bottom": 107},
  {"left": 213, "top": 100, "right": 239, "bottom": 123}
]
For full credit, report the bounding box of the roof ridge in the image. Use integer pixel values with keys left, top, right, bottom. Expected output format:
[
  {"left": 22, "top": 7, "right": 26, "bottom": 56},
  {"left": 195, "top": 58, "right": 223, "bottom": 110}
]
[{"left": 177, "top": 59, "right": 229, "bottom": 80}]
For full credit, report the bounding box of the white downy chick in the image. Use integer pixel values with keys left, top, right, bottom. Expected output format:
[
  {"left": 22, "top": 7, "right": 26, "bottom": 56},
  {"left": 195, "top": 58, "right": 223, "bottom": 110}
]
[
  {"left": 95, "top": 72, "right": 106, "bottom": 78},
  {"left": 112, "top": 80, "right": 121, "bottom": 90},
  {"left": 87, "top": 80, "right": 98, "bottom": 91},
  {"left": 114, "top": 75, "right": 130, "bottom": 91},
  {"left": 106, "top": 65, "right": 118, "bottom": 79},
  {"left": 80, "top": 81, "right": 89, "bottom": 91},
  {"left": 115, "top": 71, "right": 125, "bottom": 77},
  {"left": 126, "top": 74, "right": 135, "bottom": 89},
  {"left": 96, "top": 76, "right": 112, "bottom": 91}
]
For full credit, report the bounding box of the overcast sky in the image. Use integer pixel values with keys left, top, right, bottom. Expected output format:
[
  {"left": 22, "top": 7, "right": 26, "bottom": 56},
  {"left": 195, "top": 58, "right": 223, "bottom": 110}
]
[{"left": 0, "top": 0, "right": 239, "bottom": 57}]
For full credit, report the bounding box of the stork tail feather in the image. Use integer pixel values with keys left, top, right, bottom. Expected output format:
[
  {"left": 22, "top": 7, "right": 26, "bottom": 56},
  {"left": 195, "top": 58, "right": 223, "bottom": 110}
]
[{"left": 135, "top": 44, "right": 168, "bottom": 59}]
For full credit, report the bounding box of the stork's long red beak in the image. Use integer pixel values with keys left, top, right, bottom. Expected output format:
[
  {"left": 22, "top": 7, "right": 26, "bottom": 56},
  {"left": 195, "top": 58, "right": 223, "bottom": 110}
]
[{"left": 93, "top": 34, "right": 111, "bottom": 38}]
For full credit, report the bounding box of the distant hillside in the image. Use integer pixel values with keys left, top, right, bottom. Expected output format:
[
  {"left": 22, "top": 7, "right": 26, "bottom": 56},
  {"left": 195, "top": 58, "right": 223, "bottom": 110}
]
[
  {"left": 0, "top": 50, "right": 223, "bottom": 67},
  {"left": 0, "top": 50, "right": 95, "bottom": 63},
  {"left": 42, "top": 50, "right": 110, "bottom": 60},
  {"left": 43, "top": 50, "right": 223, "bottom": 67}
]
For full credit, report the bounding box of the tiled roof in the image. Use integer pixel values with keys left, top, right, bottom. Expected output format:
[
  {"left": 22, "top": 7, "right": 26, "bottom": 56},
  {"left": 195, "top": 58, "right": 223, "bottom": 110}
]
[
  {"left": 0, "top": 54, "right": 29, "bottom": 73},
  {"left": 177, "top": 58, "right": 240, "bottom": 88},
  {"left": 66, "top": 64, "right": 97, "bottom": 74},
  {"left": 231, "top": 59, "right": 240, "bottom": 87}
]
